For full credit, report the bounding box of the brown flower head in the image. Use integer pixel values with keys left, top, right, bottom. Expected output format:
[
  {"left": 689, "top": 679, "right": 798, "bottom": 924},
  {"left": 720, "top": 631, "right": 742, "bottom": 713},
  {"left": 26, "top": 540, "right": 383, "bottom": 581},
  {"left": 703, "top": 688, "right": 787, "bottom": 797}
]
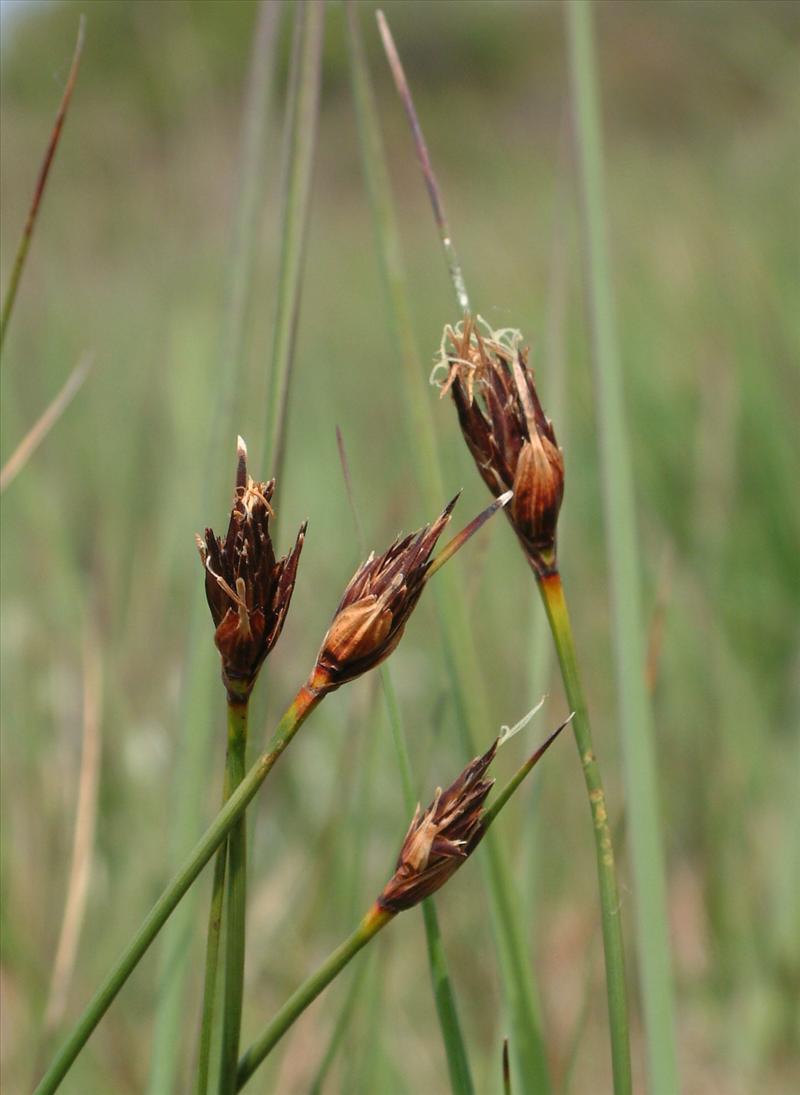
[
  {"left": 197, "top": 437, "right": 305, "bottom": 700},
  {"left": 309, "top": 496, "right": 459, "bottom": 693},
  {"left": 377, "top": 740, "right": 498, "bottom": 912},
  {"left": 436, "top": 316, "right": 565, "bottom": 576}
]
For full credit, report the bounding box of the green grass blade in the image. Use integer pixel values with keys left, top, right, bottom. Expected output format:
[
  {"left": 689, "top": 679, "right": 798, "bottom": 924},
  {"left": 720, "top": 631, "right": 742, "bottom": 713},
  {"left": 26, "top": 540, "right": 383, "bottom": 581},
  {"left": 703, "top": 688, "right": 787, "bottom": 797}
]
[
  {"left": 261, "top": 0, "right": 325, "bottom": 477},
  {"left": 146, "top": 6, "right": 283, "bottom": 1089},
  {"left": 537, "top": 576, "right": 631, "bottom": 1093},
  {"left": 566, "top": 4, "right": 679, "bottom": 1092},
  {"left": 345, "top": 8, "right": 550, "bottom": 1090}
]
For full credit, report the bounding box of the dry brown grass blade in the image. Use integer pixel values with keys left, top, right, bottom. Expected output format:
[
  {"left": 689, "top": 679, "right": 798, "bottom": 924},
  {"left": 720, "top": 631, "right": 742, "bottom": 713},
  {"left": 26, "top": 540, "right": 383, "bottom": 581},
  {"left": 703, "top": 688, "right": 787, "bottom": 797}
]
[
  {"left": 41, "top": 620, "right": 103, "bottom": 1036},
  {"left": 0, "top": 353, "right": 93, "bottom": 492},
  {"left": 0, "top": 16, "right": 86, "bottom": 355}
]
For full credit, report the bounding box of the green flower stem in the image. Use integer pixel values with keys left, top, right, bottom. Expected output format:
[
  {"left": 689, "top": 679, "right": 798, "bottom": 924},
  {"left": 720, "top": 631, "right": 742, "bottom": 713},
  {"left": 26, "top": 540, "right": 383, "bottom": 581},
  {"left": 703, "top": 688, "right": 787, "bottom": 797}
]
[
  {"left": 197, "top": 701, "right": 251, "bottom": 1095},
  {"left": 537, "top": 570, "right": 631, "bottom": 1095},
  {"left": 196, "top": 776, "right": 233, "bottom": 1095},
  {"left": 33, "top": 686, "right": 322, "bottom": 1095},
  {"left": 235, "top": 904, "right": 394, "bottom": 1091},
  {"left": 218, "top": 701, "right": 249, "bottom": 1095}
]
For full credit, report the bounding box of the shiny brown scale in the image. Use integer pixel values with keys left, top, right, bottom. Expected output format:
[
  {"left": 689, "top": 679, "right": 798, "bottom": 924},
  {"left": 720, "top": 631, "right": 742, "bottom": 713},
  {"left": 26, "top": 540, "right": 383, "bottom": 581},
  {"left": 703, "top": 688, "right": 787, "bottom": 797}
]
[
  {"left": 197, "top": 437, "right": 305, "bottom": 700},
  {"left": 377, "top": 740, "right": 498, "bottom": 912},
  {"left": 440, "top": 316, "right": 565, "bottom": 576},
  {"left": 310, "top": 495, "right": 459, "bottom": 692}
]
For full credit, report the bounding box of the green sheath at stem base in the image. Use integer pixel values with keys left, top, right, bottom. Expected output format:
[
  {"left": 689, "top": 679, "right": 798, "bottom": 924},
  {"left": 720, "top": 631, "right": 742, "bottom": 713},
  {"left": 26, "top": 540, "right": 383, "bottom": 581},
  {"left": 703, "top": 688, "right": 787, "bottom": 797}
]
[{"left": 537, "top": 570, "right": 632, "bottom": 1095}]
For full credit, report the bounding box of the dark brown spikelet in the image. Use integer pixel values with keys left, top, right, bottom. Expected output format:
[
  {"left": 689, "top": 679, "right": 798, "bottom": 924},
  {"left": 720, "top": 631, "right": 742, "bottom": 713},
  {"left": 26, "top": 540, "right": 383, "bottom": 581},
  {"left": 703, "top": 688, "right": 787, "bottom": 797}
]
[
  {"left": 310, "top": 495, "right": 459, "bottom": 692},
  {"left": 197, "top": 437, "right": 305, "bottom": 701},
  {"left": 377, "top": 740, "right": 498, "bottom": 912},
  {"left": 440, "top": 316, "right": 564, "bottom": 576}
]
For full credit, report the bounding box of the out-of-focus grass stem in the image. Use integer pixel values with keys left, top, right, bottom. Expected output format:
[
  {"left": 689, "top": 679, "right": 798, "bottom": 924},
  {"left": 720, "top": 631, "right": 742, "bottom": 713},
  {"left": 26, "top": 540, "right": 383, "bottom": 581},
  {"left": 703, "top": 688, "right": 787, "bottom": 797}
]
[
  {"left": 567, "top": 4, "right": 679, "bottom": 1092},
  {"left": 0, "top": 353, "right": 93, "bottom": 492},
  {"left": 262, "top": 0, "right": 325, "bottom": 479},
  {"left": 36, "top": 623, "right": 102, "bottom": 1059},
  {"left": 0, "top": 16, "right": 84, "bottom": 357}
]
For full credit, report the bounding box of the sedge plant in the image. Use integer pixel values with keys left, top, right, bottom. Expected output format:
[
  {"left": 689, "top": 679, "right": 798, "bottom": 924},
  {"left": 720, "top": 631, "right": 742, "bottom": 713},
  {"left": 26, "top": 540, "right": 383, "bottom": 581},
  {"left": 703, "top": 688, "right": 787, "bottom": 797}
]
[
  {"left": 33, "top": 483, "right": 510, "bottom": 1095},
  {"left": 375, "top": 10, "right": 632, "bottom": 1092},
  {"left": 347, "top": 8, "right": 552, "bottom": 1089}
]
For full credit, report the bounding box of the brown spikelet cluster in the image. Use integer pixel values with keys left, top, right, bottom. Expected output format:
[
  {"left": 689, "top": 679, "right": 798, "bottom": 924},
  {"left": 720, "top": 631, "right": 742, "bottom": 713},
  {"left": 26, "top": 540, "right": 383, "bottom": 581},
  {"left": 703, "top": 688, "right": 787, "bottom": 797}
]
[
  {"left": 197, "top": 437, "right": 305, "bottom": 700},
  {"left": 440, "top": 317, "right": 564, "bottom": 576},
  {"left": 310, "top": 495, "right": 459, "bottom": 692},
  {"left": 377, "top": 739, "right": 498, "bottom": 912}
]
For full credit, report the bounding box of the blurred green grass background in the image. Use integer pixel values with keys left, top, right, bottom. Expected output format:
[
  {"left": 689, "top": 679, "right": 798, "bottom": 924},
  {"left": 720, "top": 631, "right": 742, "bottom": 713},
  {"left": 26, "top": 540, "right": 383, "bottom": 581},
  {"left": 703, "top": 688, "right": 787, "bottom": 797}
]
[{"left": 1, "top": 1, "right": 799, "bottom": 1092}]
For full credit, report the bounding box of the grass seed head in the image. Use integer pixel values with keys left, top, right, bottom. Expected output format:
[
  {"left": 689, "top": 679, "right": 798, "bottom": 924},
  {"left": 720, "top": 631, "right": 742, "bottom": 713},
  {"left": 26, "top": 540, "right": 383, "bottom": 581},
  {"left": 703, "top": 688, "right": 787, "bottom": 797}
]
[
  {"left": 197, "top": 437, "right": 305, "bottom": 701},
  {"left": 376, "top": 740, "right": 498, "bottom": 912},
  {"left": 437, "top": 316, "right": 565, "bottom": 576},
  {"left": 309, "top": 495, "right": 459, "bottom": 692}
]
